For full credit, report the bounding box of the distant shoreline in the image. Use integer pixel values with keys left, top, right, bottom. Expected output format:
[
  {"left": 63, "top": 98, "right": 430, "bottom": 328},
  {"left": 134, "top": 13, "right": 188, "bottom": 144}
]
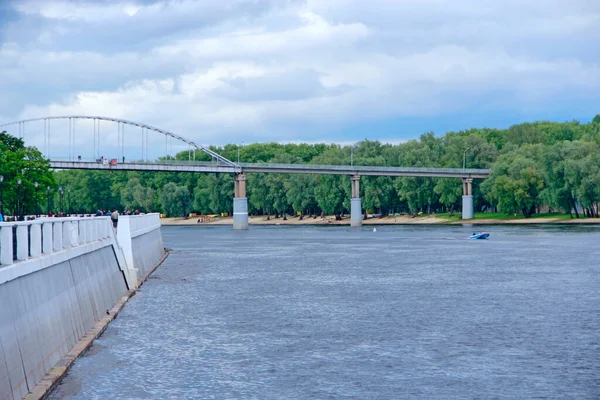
[{"left": 160, "top": 215, "right": 600, "bottom": 226}]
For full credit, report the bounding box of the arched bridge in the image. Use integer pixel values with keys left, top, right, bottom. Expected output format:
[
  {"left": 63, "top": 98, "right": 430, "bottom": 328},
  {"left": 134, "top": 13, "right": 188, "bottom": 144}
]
[{"left": 0, "top": 116, "right": 490, "bottom": 228}]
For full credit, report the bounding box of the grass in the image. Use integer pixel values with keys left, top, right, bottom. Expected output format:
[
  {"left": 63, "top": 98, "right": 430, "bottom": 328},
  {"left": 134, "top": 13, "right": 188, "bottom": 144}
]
[{"left": 434, "top": 212, "right": 573, "bottom": 222}]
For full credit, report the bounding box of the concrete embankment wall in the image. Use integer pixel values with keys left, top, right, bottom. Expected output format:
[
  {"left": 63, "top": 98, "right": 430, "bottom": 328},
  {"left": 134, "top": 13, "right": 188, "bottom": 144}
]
[
  {"left": 0, "top": 214, "right": 164, "bottom": 400},
  {"left": 132, "top": 228, "right": 164, "bottom": 279},
  {"left": 117, "top": 214, "right": 164, "bottom": 281}
]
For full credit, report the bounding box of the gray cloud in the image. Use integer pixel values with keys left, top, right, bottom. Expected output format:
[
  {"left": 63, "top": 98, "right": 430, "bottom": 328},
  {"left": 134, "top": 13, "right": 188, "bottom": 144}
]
[
  {"left": 1, "top": 0, "right": 598, "bottom": 152},
  {"left": 210, "top": 69, "right": 355, "bottom": 101},
  {"left": 5, "top": 0, "right": 299, "bottom": 52}
]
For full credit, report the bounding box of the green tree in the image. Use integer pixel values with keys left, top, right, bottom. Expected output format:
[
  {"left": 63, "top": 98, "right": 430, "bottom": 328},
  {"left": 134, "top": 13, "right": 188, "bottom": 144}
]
[
  {"left": 482, "top": 145, "right": 545, "bottom": 217},
  {"left": 121, "top": 177, "right": 156, "bottom": 212},
  {"left": 285, "top": 174, "right": 316, "bottom": 218},
  {"left": 248, "top": 173, "right": 272, "bottom": 216},
  {"left": 434, "top": 178, "right": 462, "bottom": 213},
  {"left": 0, "top": 132, "right": 55, "bottom": 217},
  {"left": 160, "top": 182, "right": 191, "bottom": 217}
]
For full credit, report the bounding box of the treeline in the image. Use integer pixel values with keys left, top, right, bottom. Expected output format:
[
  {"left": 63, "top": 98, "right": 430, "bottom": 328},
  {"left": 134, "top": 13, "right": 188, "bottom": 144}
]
[
  {"left": 10, "top": 116, "right": 600, "bottom": 218},
  {"left": 0, "top": 133, "right": 55, "bottom": 218}
]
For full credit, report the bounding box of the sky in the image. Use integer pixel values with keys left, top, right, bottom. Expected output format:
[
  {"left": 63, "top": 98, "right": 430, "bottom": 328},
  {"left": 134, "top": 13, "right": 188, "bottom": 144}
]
[{"left": 0, "top": 0, "right": 599, "bottom": 158}]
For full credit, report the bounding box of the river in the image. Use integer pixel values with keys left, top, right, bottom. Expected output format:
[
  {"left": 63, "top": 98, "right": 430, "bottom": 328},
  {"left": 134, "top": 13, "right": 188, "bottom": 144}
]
[{"left": 48, "top": 224, "right": 600, "bottom": 399}]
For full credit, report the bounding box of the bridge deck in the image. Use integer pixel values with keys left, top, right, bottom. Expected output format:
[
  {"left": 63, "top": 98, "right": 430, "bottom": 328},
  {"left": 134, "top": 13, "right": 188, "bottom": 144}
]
[{"left": 50, "top": 161, "right": 490, "bottom": 178}]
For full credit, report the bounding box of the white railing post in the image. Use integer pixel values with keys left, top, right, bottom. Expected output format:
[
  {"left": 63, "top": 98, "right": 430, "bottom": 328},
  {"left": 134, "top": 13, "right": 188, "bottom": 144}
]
[
  {"left": 78, "top": 220, "right": 86, "bottom": 245},
  {"left": 53, "top": 221, "right": 63, "bottom": 251},
  {"left": 30, "top": 223, "right": 42, "bottom": 258},
  {"left": 70, "top": 220, "right": 79, "bottom": 246},
  {"left": 62, "top": 220, "right": 71, "bottom": 249},
  {"left": 94, "top": 219, "right": 99, "bottom": 240},
  {"left": 95, "top": 219, "right": 99, "bottom": 240},
  {"left": 91, "top": 219, "right": 96, "bottom": 241},
  {"left": 43, "top": 222, "right": 53, "bottom": 254},
  {"left": 85, "top": 220, "right": 92, "bottom": 243},
  {"left": 16, "top": 225, "right": 29, "bottom": 261},
  {"left": 0, "top": 226, "right": 14, "bottom": 265}
]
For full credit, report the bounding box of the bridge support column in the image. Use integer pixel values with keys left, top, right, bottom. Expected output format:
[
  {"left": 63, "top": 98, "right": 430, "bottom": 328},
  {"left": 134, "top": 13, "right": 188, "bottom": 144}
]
[
  {"left": 233, "top": 173, "right": 248, "bottom": 230},
  {"left": 351, "top": 175, "right": 362, "bottom": 227},
  {"left": 462, "top": 178, "right": 474, "bottom": 220}
]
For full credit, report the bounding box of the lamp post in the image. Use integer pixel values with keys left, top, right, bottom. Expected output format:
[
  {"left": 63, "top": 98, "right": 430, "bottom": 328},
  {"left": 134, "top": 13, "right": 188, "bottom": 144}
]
[
  {"left": 67, "top": 188, "right": 71, "bottom": 215},
  {"left": 0, "top": 175, "right": 4, "bottom": 217},
  {"left": 463, "top": 147, "right": 472, "bottom": 169},
  {"left": 238, "top": 141, "right": 244, "bottom": 163},
  {"left": 17, "top": 178, "right": 22, "bottom": 220},
  {"left": 47, "top": 186, "right": 51, "bottom": 215},
  {"left": 34, "top": 182, "right": 39, "bottom": 216},
  {"left": 59, "top": 186, "right": 64, "bottom": 215}
]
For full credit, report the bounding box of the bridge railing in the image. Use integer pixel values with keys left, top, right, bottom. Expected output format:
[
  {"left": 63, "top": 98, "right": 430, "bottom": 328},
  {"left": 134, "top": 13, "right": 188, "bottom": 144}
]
[
  {"left": 238, "top": 162, "right": 490, "bottom": 174},
  {"left": 50, "top": 159, "right": 491, "bottom": 174},
  {"left": 50, "top": 157, "right": 232, "bottom": 166},
  {"left": 0, "top": 217, "right": 113, "bottom": 266}
]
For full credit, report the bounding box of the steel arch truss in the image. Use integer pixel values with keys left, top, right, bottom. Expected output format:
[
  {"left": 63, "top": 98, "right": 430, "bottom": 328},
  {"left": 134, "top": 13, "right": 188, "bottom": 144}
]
[{"left": 0, "top": 115, "right": 239, "bottom": 169}]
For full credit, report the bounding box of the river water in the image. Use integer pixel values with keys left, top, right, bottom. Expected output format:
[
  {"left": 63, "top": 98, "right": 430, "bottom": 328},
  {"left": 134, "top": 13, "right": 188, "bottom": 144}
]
[{"left": 49, "top": 224, "right": 600, "bottom": 399}]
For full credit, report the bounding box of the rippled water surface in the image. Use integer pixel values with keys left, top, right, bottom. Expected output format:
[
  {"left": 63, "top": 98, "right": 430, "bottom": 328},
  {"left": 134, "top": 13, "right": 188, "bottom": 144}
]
[{"left": 49, "top": 224, "right": 600, "bottom": 399}]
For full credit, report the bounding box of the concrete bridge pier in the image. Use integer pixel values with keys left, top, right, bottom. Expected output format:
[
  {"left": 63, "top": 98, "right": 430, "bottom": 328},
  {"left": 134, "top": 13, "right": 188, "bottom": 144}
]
[
  {"left": 462, "top": 178, "right": 474, "bottom": 220},
  {"left": 351, "top": 175, "right": 362, "bottom": 227},
  {"left": 233, "top": 173, "right": 249, "bottom": 230}
]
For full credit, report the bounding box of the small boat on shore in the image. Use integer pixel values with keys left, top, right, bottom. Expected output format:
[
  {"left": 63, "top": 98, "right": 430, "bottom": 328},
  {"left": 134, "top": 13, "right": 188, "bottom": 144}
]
[{"left": 469, "top": 232, "right": 490, "bottom": 240}]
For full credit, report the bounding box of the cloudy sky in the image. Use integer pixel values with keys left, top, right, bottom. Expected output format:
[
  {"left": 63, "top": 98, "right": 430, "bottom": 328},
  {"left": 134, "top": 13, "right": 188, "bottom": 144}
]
[{"left": 0, "top": 0, "right": 599, "bottom": 157}]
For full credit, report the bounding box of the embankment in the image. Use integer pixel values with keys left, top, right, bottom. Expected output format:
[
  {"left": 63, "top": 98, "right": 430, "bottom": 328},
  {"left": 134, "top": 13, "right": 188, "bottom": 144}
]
[{"left": 0, "top": 214, "right": 165, "bottom": 400}]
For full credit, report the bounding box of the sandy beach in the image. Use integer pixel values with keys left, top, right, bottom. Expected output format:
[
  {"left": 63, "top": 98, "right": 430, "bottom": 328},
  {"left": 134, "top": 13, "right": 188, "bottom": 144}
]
[{"left": 160, "top": 215, "right": 600, "bottom": 226}]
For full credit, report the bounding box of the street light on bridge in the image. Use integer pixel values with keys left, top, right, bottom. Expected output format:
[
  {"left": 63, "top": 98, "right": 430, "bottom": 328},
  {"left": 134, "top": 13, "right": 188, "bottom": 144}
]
[
  {"left": 238, "top": 141, "right": 244, "bottom": 163},
  {"left": 47, "top": 186, "right": 51, "bottom": 216},
  {"left": 34, "top": 182, "right": 39, "bottom": 216},
  {"left": 0, "top": 175, "right": 4, "bottom": 218},
  {"left": 17, "top": 178, "right": 22, "bottom": 221},
  {"left": 59, "top": 186, "right": 64, "bottom": 215}
]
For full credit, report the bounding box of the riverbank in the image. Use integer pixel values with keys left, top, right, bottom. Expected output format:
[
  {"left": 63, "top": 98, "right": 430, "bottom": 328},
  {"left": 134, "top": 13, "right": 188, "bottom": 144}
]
[{"left": 160, "top": 214, "right": 600, "bottom": 226}]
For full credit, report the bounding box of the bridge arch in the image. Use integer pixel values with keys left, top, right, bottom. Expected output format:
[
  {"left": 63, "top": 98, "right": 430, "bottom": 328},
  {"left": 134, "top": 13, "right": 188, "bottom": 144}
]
[{"left": 0, "top": 115, "right": 238, "bottom": 168}]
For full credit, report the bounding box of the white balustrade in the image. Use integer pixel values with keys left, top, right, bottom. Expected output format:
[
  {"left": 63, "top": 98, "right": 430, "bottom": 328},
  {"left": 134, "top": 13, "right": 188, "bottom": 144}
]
[
  {"left": 0, "top": 217, "right": 114, "bottom": 266},
  {"left": 16, "top": 226, "right": 28, "bottom": 261},
  {"left": 53, "top": 222, "right": 63, "bottom": 251},
  {"left": 62, "top": 221, "right": 71, "bottom": 249},
  {"left": 42, "top": 222, "right": 53, "bottom": 254},
  {"left": 79, "top": 220, "right": 86, "bottom": 245},
  {"left": 70, "top": 220, "right": 79, "bottom": 247},
  {"left": 30, "top": 224, "right": 42, "bottom": 258},
  {"left": 0, "top": 225, "right": 13, "bottom": 265}
]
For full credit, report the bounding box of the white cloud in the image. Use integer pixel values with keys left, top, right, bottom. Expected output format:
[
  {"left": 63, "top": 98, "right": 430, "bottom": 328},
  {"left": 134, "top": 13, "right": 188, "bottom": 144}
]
[{"left": 1, "top": 0, "right": 599, "bottom": 159}]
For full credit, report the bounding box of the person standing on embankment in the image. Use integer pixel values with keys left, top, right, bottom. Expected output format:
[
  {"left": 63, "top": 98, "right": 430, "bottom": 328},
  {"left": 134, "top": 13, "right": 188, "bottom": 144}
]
[{"left": 111, "top": 209, "right": 119, "bottom": 228}]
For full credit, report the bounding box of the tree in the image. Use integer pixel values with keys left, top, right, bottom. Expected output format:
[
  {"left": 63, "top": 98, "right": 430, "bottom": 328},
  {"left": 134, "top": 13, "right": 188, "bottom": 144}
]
[
  {"left": 0, "top": 132, "right": 55, "bottom": 217},
  {"left": 160, "top": 182, "right": 191, "bottom": 217},
  {"left": 193, "top": 177, "right": 212, "bottom": 214},
  {"left": 121, "top": 178, "right": 156, "bottom": 212},
  {"left": 482, "top": 145, "right": 545, "bottom": 217},
  {"left": 248, "top": 173, "right": 272, "bottom": 216},
  {"left": 434, "top": 178, "right": 462, "bottom": 213},
  {"left": 285, "top": 174, "right": 316, "bottom": 218}
]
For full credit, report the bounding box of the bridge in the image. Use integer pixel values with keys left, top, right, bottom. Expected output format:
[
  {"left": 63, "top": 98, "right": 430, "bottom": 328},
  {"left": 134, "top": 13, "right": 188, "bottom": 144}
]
[{"left": 1, "top": 116, "right": 491, "bottom": 228}]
